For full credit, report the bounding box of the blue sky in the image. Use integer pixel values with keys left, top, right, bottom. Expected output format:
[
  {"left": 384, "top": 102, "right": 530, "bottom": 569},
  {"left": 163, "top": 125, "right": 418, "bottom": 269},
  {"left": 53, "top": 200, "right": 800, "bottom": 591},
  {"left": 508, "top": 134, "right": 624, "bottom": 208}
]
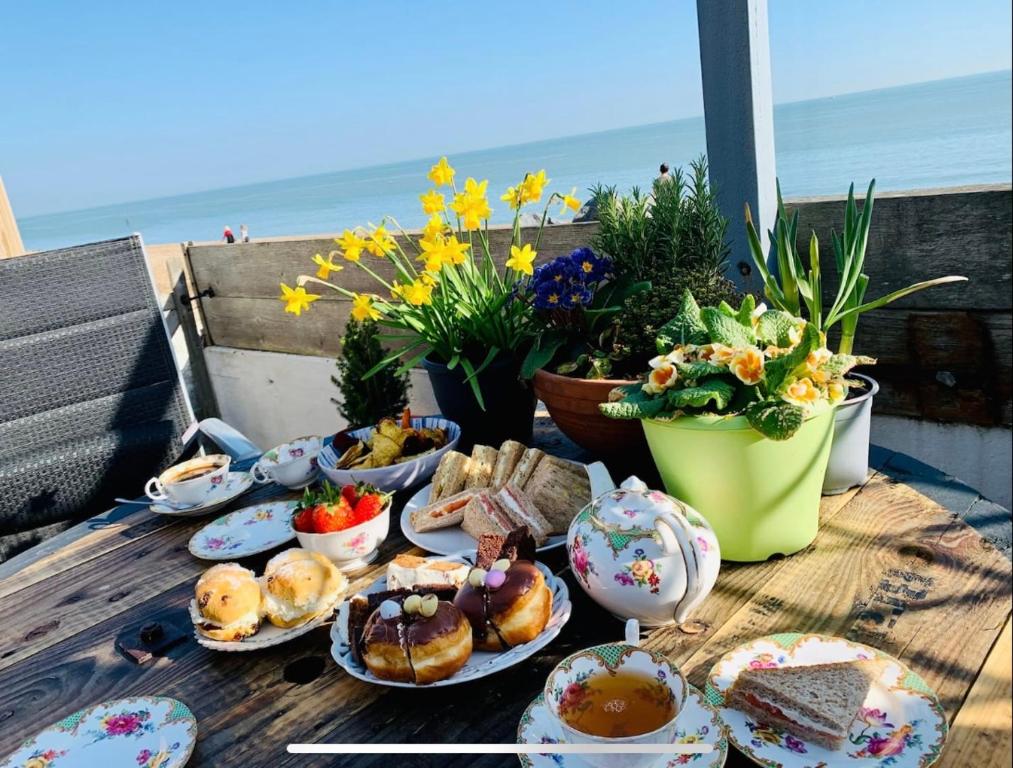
[{"left": 2, "top": 1, "right": 1011, "bottom": 217}]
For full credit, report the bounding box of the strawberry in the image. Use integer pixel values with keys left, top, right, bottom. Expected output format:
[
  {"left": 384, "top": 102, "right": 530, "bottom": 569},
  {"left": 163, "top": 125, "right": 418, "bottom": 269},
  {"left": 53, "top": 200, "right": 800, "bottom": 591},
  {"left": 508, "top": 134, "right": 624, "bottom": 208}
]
[
  {"left": 314, "top": 497, "right": 354, "bottom": 533},
  {"left": 352, "top": 492, "right": 386, "bottom": 525},
  {"left": 292, "top": 506, "right": 316, "bottom": 533},
  {"left": 341, "top": 483, "right": 358, "bottom": 506}
]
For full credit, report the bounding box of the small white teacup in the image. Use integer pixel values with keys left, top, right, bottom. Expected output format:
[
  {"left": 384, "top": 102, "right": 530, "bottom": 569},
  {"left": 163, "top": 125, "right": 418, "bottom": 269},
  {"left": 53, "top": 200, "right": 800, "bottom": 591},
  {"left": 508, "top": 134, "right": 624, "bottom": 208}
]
[
  {"left": 251, "top": 435, "right": 322, "bottom": 489},
  {"left": 145, "top": 454, "right": 231, "bottom": 507},
  {"left": 543, "top": 619, "right": 688, "bottom": 768}
]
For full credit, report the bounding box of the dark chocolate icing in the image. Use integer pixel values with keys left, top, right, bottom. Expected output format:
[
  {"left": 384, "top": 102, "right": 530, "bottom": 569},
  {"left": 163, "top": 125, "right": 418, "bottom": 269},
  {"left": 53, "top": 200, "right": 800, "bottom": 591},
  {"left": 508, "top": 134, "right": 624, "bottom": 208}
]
[
  {"left": 362, "top": 602, "right": 465, "bottom": 652},
  {"left": 453, "top": 561, "right": 540, "bottom": 645}
]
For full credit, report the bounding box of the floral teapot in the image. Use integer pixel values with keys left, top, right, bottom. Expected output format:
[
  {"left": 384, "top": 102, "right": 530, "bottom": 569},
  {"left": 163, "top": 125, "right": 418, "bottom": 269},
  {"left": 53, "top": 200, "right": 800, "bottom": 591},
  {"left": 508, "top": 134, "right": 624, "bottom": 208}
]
[{"left": 567, "top": 473, "right": 720, "bottom": 627}]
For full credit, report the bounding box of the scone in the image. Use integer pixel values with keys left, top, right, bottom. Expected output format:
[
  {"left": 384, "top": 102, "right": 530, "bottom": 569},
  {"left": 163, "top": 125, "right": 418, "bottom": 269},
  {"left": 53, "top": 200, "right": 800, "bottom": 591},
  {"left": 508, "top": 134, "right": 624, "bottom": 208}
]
[
  {"left": 192, "top": 563, "right": 264, "bottom": 641},
  {"left": 261, "top": 549, "right": 348, "bottom": 628}
]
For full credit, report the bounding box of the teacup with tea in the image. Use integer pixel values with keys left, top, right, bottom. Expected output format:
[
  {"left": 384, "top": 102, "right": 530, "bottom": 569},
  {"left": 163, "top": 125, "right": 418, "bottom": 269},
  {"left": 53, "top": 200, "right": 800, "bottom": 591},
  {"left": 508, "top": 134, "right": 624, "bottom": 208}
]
[
  {"left": 250, "top": 435, "right": 322, "bottom": 489},
  {"left": 543, "top": 619, "right": 688, "bottom": 768},
  {"left": 145, "top": 454, "right": 231, "bottom": 507}
]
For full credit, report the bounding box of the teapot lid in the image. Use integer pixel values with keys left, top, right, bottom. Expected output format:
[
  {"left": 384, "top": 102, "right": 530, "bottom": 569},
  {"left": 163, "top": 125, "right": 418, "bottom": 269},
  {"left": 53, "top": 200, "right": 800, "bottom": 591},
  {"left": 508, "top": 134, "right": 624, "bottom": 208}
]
[{"left": 584, "top": 475, "right": 687, "bottom": 533}]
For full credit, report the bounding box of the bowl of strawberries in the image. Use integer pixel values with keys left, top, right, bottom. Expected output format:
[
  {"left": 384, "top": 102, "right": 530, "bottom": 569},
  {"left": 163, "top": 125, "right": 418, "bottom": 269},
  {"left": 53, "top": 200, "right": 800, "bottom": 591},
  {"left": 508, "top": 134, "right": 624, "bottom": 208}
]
[{"left": 291, "top": 481, "right": 392, "bottom": 572}]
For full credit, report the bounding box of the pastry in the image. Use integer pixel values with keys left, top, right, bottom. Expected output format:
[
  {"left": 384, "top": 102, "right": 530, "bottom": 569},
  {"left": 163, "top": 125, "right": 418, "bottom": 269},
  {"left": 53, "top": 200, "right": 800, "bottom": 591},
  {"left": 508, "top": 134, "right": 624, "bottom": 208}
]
[
  {"left": 453, "top": 557, "right": 551, "bottom": 651},
  {"left": 461, "top": 490, "right": 514, "bottom": 540},
  {"left": 495, "top": 484, "right": 552, "bottom": 546},
  {"left": 386, "top": 553, "right": 471, "bottom": 590},
  {"left": 464, "top": 445, "right": 498, "bottom": 489},
  {"left": 727, "top": 660, "right": 878, "bottom": 750},
  {"left": 410, "top": 488, "right": 475, "bottom": 532},
  {"left": 523, "top": 456, "right": 591, "bottom": 534},
  {"left": 430, "top": 450, "right": 470, "bottom": 502},
  {"left": 261, "top": 548, "right": 347, "bottom": 628},
  {"left": 192, "top": 563, "right": 263, "bottom": 641},
  {"left": 360, "top": 591, "right": 472, "bottom": 684},
  {"left": 476, "top": 526, "right": 537, "bottom": 569},
  {"left": 490, "top": 440, "right": 525, "bottom": 489},
  {"left": 507, "top": 447, "right": 545, "bottom": 489}
]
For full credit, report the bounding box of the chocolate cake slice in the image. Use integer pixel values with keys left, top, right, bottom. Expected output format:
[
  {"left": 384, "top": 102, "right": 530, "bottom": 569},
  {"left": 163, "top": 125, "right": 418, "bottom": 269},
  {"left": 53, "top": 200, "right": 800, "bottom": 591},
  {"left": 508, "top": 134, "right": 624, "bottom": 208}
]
[{"left": 476, "top": 525, "right": 537, "bottom": 568}]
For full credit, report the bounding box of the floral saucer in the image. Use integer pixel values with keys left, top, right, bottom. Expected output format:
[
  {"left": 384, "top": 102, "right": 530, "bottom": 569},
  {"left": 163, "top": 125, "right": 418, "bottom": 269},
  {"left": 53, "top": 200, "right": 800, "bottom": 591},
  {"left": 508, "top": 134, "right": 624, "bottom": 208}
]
[
  {"left": 188, "top": 500, "right": 297, "bottom": 560},
  {"left": 149, "top": 471, "right": 254, "bottom": 517},
  {"left": 516, "top": 686, "right": 728, "bottom": 767},
  {"left": 0, "top": 696, "right": 197, "bottom": 768},
  {"left": 705, "top": 633, "right": 947, "bottom": 768}
]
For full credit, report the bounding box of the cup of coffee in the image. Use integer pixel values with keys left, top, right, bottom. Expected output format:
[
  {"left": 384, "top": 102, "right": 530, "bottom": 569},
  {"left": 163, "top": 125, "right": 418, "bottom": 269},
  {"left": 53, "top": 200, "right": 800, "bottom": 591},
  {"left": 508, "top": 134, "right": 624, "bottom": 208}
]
[
  {"left": 543, "top": 619, "right": 688, "bottom": 768},
  {"left": 145, "top": 454, "right": 231, "bottom": 507},
  {"left": 250, "top": 435, "right": 322, "bottom": 489}
]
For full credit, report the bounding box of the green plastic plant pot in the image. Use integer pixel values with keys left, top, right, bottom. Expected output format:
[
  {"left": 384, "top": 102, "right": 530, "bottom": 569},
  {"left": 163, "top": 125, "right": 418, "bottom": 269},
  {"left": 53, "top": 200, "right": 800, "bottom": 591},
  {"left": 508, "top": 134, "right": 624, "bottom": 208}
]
[{"left": 641, "top": 408, "right": 835, "bottom": 562}]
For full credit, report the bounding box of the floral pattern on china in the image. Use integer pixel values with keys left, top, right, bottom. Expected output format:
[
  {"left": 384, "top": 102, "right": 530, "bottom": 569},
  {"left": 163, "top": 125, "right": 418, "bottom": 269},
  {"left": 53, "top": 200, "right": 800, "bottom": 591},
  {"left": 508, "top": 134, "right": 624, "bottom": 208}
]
[{"left": 566, "top": 473, "right": 720, "bottom": 627}]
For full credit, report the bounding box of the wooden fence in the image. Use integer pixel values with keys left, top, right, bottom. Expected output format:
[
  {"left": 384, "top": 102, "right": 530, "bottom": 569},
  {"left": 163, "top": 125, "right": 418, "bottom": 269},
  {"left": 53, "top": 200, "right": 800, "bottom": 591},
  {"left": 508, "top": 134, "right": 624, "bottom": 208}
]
[{"left": 185, "top": 184, "right": 1012, "bottom": 428}]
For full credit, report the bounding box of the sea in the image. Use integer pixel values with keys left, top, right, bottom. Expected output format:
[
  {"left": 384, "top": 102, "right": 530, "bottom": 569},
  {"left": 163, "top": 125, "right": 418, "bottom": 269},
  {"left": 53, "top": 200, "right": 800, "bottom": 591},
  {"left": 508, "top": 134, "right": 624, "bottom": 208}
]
[{"left": 17, "top": 70, "right": 1012, "bottom": 252}]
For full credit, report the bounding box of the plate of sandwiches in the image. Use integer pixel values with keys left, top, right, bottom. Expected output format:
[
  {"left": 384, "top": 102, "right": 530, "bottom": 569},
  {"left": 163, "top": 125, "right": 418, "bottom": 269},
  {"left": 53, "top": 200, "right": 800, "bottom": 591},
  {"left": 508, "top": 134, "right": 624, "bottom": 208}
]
[
  {"left": 706, "top": 633, "right": 947, "bottom": 768},
  {"left": 330, "top": 526, "right": 571, "bottom": 686},
  {"left": 401, "top": 440, "right": 613, "bottom": 555},
  {"left": 189, "top": 548, "right": 349, "bottom": 651}
]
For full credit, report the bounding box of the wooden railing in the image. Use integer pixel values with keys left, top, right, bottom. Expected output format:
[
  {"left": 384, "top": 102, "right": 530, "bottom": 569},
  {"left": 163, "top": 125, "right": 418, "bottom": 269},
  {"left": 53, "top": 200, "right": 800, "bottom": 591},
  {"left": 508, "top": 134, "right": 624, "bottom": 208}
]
[{"left": 185, "top": 184, "right": 1012, "bottom": 428}]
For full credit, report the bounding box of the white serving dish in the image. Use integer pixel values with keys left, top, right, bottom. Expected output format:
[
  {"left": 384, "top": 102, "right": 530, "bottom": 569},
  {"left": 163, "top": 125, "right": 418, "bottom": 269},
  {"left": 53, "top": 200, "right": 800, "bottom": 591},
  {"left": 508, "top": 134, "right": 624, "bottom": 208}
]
[{"left": 292, "top": 498, "right": 392, "bottom": 572}]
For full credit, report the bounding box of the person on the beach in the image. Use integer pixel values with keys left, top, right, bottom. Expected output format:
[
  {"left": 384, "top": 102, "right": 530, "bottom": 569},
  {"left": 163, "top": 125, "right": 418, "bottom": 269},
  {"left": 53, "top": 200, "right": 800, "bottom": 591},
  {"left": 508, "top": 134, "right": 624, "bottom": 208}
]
[
  {"left": 657, "top": 163, "right": 671, "bottom": 184},
  {"left": 240, "top": 224, "right": 249, "bottom": 243},
  {"left": 223, "top": 225, "right": 235, "bottom": 244}
]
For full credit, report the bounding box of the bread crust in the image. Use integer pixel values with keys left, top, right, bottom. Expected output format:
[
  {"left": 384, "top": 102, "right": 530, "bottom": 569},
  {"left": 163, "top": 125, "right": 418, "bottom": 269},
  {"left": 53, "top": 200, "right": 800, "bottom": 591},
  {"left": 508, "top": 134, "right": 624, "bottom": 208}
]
[{"left": 430, "top": 451, "right": 470, "bottom": 502}]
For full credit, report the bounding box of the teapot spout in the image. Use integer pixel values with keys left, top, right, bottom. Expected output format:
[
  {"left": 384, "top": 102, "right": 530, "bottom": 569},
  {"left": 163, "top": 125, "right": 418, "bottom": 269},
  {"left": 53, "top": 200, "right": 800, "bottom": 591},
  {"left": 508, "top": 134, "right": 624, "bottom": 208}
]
[{"left": 586, "top": 462, "right": 616, "bottom": 497}]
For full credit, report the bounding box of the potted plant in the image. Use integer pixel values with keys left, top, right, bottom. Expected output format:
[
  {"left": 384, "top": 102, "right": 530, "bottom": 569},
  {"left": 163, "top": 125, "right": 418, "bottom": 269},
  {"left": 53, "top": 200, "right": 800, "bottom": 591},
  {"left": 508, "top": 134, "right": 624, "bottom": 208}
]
[
  {"left": 600, "top": 290, "right": 868, "bottom": 562},
  {"left": 281, "top": 157, "right": 577, "bottom": 448},
  {"left": 331, "top": 317, "right": 410, "bottom": 428},
  {"left": 746, "top": 180, "right": 966, "bottom": 493},
  {"left": 518, "top": 247, "right": 650, "bottom": 456}
]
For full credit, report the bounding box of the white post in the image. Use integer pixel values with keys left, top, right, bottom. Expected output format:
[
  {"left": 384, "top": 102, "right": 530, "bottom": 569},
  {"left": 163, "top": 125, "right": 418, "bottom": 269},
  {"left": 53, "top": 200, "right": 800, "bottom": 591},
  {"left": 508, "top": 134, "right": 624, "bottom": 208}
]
[{"left": 696, "top": 0, "right": 777, "bottom": 293}]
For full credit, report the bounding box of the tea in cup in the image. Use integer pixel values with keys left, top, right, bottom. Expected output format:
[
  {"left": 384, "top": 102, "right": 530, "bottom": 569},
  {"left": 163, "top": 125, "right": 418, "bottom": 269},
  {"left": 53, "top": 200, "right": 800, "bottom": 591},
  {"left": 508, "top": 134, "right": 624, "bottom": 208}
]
[
  {"left": 250, "top": 435, "right": 322, "bottom": 489},
  {"left": 543, "top": 619, "right": 688, "bottom": 768},
  {"left": 145, "top": 454, "right": 231, "bottom": 507}
]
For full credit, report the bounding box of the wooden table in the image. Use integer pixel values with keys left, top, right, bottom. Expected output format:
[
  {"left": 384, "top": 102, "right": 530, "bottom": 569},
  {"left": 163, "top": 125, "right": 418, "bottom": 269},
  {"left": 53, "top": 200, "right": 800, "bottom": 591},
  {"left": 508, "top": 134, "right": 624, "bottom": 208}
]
[{"left": 1, "top": 418, "right": 1010, "bottom": 767}]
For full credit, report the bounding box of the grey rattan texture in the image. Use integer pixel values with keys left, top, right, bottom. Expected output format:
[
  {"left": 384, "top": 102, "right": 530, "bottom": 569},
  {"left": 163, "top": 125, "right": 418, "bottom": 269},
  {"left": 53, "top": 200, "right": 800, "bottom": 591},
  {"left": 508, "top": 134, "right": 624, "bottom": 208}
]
[{"left": 0, "top": 236, "right": 193, "bottom": 561}]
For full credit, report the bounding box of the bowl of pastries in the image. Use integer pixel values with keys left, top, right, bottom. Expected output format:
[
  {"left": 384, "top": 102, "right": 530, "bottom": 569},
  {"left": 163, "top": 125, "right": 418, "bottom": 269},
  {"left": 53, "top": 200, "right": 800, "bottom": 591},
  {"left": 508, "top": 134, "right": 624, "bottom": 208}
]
[
  {"left": 331, "top": 526, "right": 571, "bottom": 686},
  {"left": 189, "top": 548, "right": 348, "bottom": 650},
  {"left": 318, "top": 410, "right": 460, "bottom": 493}
]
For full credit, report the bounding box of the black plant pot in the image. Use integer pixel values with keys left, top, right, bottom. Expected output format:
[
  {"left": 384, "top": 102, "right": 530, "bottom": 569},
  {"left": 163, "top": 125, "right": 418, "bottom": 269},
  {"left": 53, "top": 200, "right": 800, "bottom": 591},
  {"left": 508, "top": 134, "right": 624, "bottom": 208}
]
[{"left": 422, "top": 355, "right": 536, "bottom": 450}]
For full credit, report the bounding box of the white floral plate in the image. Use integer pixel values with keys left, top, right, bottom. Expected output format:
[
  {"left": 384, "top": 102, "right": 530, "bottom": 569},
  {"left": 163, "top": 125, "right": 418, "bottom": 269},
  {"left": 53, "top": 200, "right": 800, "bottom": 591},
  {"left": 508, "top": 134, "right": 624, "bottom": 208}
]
[
  {"left": 188, "top": 500, "right": 297, "bottom": 559},
  {"left": 400, "top": 461, "right": 614, "bottom": 555},
  {"left": 330, "top": 552, "right": 570, "bottom": 687},
  {"left": 189, "top": 593, "right": 342, "bottom": 652},
  {"left": 516, "top": 686, "right": 728, "bottom": 767},
  {"left": 0, "top": 696, "right": 197, "bottom": 768},
  {"left": 149, "top": 471, "right": 254, "bottom": 517},
  {"left": 705, "top": 633, "right": 947, "bottom": 768}
]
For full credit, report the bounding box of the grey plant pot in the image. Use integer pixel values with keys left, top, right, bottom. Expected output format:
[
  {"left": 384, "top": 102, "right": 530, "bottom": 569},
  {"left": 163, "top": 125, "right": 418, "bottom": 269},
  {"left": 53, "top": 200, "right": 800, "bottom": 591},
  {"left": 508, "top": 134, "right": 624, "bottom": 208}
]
[{"left": 823, "top": 373, "right": 880, "bottom": 495}]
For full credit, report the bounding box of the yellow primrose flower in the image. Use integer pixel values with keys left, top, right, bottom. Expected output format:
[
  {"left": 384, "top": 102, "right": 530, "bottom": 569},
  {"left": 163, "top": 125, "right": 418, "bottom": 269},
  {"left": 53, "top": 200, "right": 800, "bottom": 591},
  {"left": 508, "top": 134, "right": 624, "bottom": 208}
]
[
  {"left": 335, "top": 229, "right": 367, "bottom": 262},
  {"left": 787, "top": 320, "right": 807, "bottom": 347},
  {"left": 642, "top": 363, "right": 678, "bottom": 395},
  {"left": 350, "top": 293, "right": 381, "bottom": 322},
  {"left": 428, "top": 156, "right": 456, "bottom": 187},
  {"left": 279, "top": 283, "right": 319, "bottom": 316},
  {"left": 519, "top": 169, "right": 549, "bottom": 204},
  {"left": 500, "top": 185, "right": 522, "bottom": 210},
  {"left": 764, "top": 345, "right": 789, "bottom": 359},
  {"left": 783, "top": 377, "right": 822, "bottom": 407},
  {"left": 698, "top": 343, "right": 736, "bottom": 366},
  {"left": 312, "top": 252, "right": 343, "bottom": 279},
  {"left": 559, "top": 187, "right": 581, "bottom": 215},
  {"left": 666, "top": 344, "right": 693, "bottom": 364},
  {"left": 828, "top": 380, "right": 846, "bottom": 404},
  {"left": 365, "top": 225, "right": 396, "bottom": 257},
  {"left": 807, "top": 346, "right": 833, "bottom": 371},
  {"left": 506, "top": 243, "right": 537, "bottom": 275},
  {"left": 419, "top": 189, "right": 446, "bottom": 215},
  {"left": 730, "top": 346, "right": 765, "bottom": 385},
  {"left": 421, "top": 213, "right": 447, "bottom": 243},
  {"left": 751, "top": 302, "right": 768, "bottom": 327}
]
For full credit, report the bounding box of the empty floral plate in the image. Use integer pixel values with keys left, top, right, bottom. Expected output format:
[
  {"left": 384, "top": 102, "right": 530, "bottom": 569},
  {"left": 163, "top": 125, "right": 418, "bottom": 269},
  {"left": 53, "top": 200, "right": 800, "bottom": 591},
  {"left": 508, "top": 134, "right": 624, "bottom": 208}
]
[
  {"left": 0, "top": 696, "right": 197, "bottom": 768},
  {"left": 188, "top": 500, "right": 297, "bottom": 560},
  {"left": 705, "top": 633, "right": 947, "bottom": 768},
  {"left": 516, "top": 687, "right": 727, "bottom": 767},
  {"left": 150, "top": 471, "right": 254, "bottom": 517}
]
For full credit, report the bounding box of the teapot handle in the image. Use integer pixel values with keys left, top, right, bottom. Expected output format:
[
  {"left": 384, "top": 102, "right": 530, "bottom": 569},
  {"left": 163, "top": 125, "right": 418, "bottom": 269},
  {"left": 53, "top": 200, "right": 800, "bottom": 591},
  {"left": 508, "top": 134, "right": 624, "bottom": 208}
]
[
  {"left": 654, "top": 510, "right": 707, "bottom": 625},
  {"left": 624, "top": 618, "right": 641, "bottom": 647}
]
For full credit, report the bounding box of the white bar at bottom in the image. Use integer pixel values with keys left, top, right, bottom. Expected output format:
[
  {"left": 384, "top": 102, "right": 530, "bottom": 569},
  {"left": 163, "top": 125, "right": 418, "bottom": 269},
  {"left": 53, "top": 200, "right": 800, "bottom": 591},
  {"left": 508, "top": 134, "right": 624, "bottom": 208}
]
[{"left": 288, "top": 744, "right": 713, "bottom": 755}]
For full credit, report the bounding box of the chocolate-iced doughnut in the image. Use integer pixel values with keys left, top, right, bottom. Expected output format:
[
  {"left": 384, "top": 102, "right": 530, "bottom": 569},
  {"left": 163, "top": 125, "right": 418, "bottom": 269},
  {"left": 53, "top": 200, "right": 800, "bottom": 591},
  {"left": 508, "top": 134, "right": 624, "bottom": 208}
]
[{"left": 453, "top": 560, "right": 551, "bottom": 651}]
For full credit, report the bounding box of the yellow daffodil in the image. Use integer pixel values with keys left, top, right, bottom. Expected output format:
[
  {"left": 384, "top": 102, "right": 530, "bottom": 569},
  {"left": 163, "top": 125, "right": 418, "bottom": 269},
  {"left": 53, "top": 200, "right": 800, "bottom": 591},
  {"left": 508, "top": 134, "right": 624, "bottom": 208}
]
[
  {"left": 698, "top": 343, "right": 736, "bottom": 366},
  {"left": 506, "top": 243, "right": 537, "bottom": 275},
  {"left": 783, "top": 377, "right": 822, "bottom": 407},
  {"left": 451, "top": 178, "right": 492, "bottom": 231},
  {"left": 559, "top": 187, "right": 581, "bottom": 215},
  {"left": 350, "top": 293, "right": 381, "bottom": 322},
  {"left": 419, "top": 189, "right": 446, "bottom": 215},
  {"left": 519, "top": 169, "right": 549, "bottom": 204},
  {"left": 418, "top": 233, "right": 470, "bottom": 272},
  {"left": 442, "top": 234, "right": 469, "bottom": 265},
  {"left": 365, "top": 225, "right": 396, "bottom": 257},
  {"left": 312, "top": 252, "right": 343, "bottom": 279},
  {"left": 642, "top": 363, "right": 678, "bottom": 395},
  {"left": 397, "top": 278, "right": 434, "bottom": 306},
  {"left": 730, "top": 347, "right": 765, "bottom": 385},
  {"left": 335, "top": 229, "right": 367, "bottom": 262},
  {"left": 428, "top": 156, "right": 456, "bottom": 187},
  {"left": 421, "top": 213, "right": 447, "bottom": 243},
  {"left": 279, "top": 283, "right": 320, "bottom": 316},
  {"left": 501, "top": 185, "right": 522, "bottom": 210}
]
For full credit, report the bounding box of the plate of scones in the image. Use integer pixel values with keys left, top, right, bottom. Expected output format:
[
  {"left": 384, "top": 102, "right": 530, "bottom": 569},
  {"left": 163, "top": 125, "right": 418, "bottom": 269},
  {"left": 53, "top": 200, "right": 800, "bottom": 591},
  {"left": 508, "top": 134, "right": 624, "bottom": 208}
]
[
  {"left": 331, "top": 526, "right": 571, "bottom": 686},
  {"left": 400, "top": 440, "right": 613, "bottom": 555}
]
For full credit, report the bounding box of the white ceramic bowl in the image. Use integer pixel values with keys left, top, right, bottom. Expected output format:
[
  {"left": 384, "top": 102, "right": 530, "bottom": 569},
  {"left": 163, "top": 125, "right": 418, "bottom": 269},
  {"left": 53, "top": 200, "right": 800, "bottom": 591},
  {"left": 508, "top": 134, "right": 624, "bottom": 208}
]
[
  {"left": 292, "top": 499, "right": 391, "bottom": 572},
  {"left": 317, "top": 416, "right": 460, "bottom": 493}
]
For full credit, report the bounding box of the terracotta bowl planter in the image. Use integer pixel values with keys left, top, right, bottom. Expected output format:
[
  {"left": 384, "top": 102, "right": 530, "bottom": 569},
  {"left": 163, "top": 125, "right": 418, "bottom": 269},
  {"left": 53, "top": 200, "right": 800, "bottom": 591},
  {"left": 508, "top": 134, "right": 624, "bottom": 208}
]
[{"left": 532, "top": 368, "right": 647, "bottom": 457}]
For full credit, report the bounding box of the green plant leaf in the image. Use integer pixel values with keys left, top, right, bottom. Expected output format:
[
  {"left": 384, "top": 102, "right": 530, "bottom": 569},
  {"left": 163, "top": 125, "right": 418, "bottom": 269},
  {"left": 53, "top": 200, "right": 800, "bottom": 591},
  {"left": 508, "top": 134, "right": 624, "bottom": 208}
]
[
  {"left": 520, "top": 335, "right": 565, "bottom": 379},
  {"left": 763, "top": 322, "right": 821, "bottom": 392},
  {"left": 717, "top": 300, "right": 736, "bottom": 317},
  {"left": 665, "top": 378, "right": 735, "bottom": 410},
  {"left": 599, "top": 387, "right": 666, "bottom": 420},
  {"left": 656, "top": 289, "right": 709, "bottom": 351},
  {"left": 676, "top": 361, "right": 727, "bottom": 381},
  {"left": 701, "top": 306, "right": 756, "bottom": 347},
  {"left": 744, "top": 401, "right": 805, "bottom": 440},
  {"left": 755, "top": 310, "right": 798, "bottom": 347},
  {"left": 735, "top": 294, "right": 757, "bottom": 326}
]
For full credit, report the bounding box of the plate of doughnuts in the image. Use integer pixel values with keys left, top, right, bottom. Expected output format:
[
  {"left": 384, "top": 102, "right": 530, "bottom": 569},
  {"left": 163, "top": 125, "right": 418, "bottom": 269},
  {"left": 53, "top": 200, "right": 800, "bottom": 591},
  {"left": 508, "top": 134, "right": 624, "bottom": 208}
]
[{"left": 330, "top": 528, "right": 571, "bottom": 686}]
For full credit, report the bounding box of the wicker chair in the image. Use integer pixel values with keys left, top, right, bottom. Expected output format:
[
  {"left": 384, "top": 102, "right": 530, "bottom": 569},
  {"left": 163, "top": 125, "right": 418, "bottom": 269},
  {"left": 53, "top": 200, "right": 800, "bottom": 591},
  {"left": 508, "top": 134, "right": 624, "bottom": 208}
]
[{"left": 0, "top": 236, "right": 194, "bottom": 562}]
